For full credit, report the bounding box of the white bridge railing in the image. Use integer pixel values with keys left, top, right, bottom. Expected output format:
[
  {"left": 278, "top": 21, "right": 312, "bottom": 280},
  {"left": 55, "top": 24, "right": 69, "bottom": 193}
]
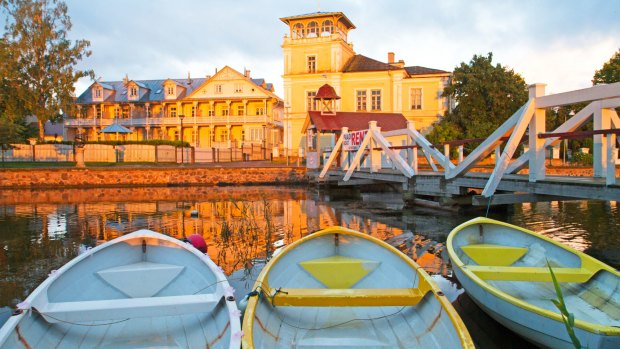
[{"left": 319, "top": 82, "right": 620, "bottom": 197}]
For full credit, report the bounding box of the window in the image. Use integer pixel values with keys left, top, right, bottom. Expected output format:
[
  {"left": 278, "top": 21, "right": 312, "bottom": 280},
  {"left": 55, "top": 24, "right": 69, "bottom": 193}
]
[
  {"left": 237, "top": 105, "right": 244, "bottom": 116},
  {"left": 222, "top": 108, "right": 229, "bottom": 116},
  {"left": 220, "top": 129, "right": 229, "bottom": 142},
  {"left": 129, "top": 86, "right": 138, "bottom": 98},
  {"left": 371, "top": 89, "right": 381, "bottom": 111},
  {"left": 307, "top": 56, "right": 316, "bottom": 73},
  {"left": 215, "top": 84, "right": 223, "bottom": 94},
  {"left": 306, "top": 91, "right": 317, "bottom": 111},
  {"left": 234, "top": 84, "right": 243, "bottom": 93},
  {"left": 191, "top": 106, "right": 196, "bottom": 117},
  {"left": 96, "top": 106, "right": 102, "bottom": 118},
  {"left": 94, "top": 88, "right": 102, "bottom": 98},
  {"left": 307, "top": 21, "right": 318, "bottom": 37},
  {"left": 208, "top": 109, "right": 215, "bottom": 117},
  {"left": 321, "top": 20, "right": 333, "bottom": 36},
  {"left": 167, "top": 86, "right": 175, "bottom": 96},
  {"left": 256, "top": 107, "right": 265, "bottom": 115},
  {"left": 293, "top": 23, "right": 304, "bottom": 39},
  {"left": 410, "top": 88, "right": 422, "bottom": 110},
  {"left": 170, "top": 107, "right": 177, "bottom": 118},
  {"left": 356, "top": 90, "right": 367, "bottom": 111},
  {"left": 114, "top": 108, "right": 120, "bottom": 118},
  {"left": 249, "top": 128, "right": 264, "bottom": 141}
]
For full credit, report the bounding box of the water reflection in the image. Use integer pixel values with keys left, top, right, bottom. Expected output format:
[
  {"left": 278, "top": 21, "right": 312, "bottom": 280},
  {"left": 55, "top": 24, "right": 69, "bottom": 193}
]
[{"left": 0, "top": 187, "right": 617, "bottom": 346}]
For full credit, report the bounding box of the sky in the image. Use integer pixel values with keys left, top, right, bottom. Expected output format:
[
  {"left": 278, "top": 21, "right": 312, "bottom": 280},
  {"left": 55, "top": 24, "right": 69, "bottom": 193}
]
[{"left": 58, "top": 0, "right": 620, "bottom": 98}]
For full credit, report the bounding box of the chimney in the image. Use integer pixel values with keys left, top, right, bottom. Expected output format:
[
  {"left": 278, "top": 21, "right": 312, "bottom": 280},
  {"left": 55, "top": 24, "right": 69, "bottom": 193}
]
[
  {"left": 245, "top": 69, "right": 251, "bottom": 78},
  {"left": 122, "top": 73, "right": 129, "bottom": 85},
  {"left": 388, "top": 52, "right": 395, "bottom": 64}
]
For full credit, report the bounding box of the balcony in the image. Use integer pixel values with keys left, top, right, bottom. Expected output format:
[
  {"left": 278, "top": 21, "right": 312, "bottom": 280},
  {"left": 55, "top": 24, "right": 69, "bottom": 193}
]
[{"left": 65, "top": 115, "right": 276, "bottom": 128}]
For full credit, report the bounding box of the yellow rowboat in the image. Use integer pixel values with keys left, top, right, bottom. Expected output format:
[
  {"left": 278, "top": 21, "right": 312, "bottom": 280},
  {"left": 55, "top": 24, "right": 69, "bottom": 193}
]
[
  {"left": 447, "top": 217, "right": 620, "bottom": 349},
  {"left": 242, "top": 226, "right": 473, "bottom": 348}
]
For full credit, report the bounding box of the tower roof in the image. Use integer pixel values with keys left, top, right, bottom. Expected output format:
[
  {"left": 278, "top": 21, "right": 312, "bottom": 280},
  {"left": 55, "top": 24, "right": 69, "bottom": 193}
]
[
  {"left": 280, "top": 12, "right": 356, "bottom": 29},
  {"left": 314, "top": 84, "right": 341, "bottom": 100}
]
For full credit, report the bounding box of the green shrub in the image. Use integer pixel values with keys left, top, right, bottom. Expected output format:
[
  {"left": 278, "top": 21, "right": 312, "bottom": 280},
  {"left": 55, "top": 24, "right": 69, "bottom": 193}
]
[{"left": 572, "top": 152, "right": 593, "bottom": 165}]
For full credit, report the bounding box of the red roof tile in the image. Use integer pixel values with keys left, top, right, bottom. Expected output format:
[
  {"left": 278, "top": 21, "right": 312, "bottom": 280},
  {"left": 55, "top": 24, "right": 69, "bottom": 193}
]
[{"left": 306, "top": 111, "right": 408, "bottom": 132}]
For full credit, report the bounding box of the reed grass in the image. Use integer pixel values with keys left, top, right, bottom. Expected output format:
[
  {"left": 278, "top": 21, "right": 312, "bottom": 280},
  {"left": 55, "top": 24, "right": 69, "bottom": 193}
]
[{"left": 547, "top": 261, "right": 582, "bottom": 349}]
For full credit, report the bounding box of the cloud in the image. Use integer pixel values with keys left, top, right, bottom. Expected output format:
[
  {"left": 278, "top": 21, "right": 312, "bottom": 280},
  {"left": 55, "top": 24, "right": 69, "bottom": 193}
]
[{"left": 66, "top": 0, "right": 620, "bottom": 97}]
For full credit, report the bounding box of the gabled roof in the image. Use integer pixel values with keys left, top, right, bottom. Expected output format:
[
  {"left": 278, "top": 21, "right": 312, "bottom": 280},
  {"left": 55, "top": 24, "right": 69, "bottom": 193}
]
[
  {"left": 304, "top": 111, "right": 408, "bottom": 133},
  {"left": 76, "top": 78, "right": 207, "bottom": 104},
  {"left": 280, "top": 12, "right": 355, "bottom": 29},
  {"left": 94, "top": 82, "right": 114, "bottom": 90},
  {"left": 128, "top": 80, "right": 148, "bottom": 89},
  {"left": 405, "top": 66, "right": 450, "bottom": 76},
  {"left": 342, "top": 55, "right": 401, "bottom": 73}
]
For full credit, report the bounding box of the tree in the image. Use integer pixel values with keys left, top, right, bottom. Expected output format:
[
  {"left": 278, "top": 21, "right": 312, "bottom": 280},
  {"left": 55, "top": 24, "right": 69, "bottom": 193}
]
[
  {"left": 1, "top": 0, "right": 93, "bottom": 140},
  {"left": 432, "top": 53, "right": 529, "bottom": 141},
  {"left": 592, "top": 48, "right": 620, "bottom": 85}
]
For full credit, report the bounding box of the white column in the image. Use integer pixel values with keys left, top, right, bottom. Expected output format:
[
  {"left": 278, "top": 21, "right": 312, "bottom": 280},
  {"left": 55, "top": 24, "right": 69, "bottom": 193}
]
[
  {"left": 593, "top": 104, "right": 612, "bottom": 177},
  {"left": 528, "top": 84, "right": 546, "bottom": 182},
  {"left": 369, "top": 121, "right": 381, "bottom": 172}
]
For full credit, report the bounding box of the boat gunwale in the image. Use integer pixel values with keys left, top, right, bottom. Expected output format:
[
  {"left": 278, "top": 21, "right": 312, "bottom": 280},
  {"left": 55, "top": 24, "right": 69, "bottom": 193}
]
[
  {"left": 446, "top": 217, "right": 620, "bottom": 336},
  {"left": 242, "top": 226, "right": 474, "bottom": 348},
  {"left": 0, "top": 229, "right": 242, "bottom": 349}
]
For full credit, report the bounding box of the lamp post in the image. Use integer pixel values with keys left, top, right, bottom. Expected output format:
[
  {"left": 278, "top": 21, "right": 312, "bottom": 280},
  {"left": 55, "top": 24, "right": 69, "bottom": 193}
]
[{"left": 179, "top": 114, "right": 185, "bottom": 165}]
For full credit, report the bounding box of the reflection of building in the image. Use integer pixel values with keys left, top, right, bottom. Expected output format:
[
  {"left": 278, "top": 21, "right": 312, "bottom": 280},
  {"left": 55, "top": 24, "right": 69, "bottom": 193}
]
[
  {"left": 70, "top": 66, "right": 283, "bottom": 148},
  {"left": 280, "top": 12, "right": 451, "bottom": 153}
]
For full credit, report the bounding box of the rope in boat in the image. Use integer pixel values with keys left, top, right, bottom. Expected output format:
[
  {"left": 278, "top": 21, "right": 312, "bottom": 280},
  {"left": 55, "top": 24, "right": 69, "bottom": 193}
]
[{"left": 485, "top": 194, "right": 494, "bottom": 217}]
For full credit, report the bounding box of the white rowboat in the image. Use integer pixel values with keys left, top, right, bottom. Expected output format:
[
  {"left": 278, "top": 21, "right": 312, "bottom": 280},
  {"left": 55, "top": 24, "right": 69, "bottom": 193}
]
[
  {"left": 0, "top": 230, "right": 242, "bottom": 348},
  {"left": 242, "top": 226, "right": 473, "bottom": 348},
  {"left": 447, "top": 217, "right": 620, "bottom": 348}
]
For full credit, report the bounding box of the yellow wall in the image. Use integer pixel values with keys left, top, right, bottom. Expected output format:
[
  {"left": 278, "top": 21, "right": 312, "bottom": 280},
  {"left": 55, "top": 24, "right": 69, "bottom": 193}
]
[{"left": 282, "top": 12, "right": 450, "bottom": 149}]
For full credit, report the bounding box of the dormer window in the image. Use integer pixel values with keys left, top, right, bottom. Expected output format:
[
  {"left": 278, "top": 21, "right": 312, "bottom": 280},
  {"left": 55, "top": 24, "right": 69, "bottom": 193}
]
[
  {"left": 93, "top": 86, "right": 103, "bottom": 101},
  {"left": 167, "top": 86, "right": 175, "bottom": 96},
  {"left": 129, "top": 86, "right": 138, "bottom": 100}
]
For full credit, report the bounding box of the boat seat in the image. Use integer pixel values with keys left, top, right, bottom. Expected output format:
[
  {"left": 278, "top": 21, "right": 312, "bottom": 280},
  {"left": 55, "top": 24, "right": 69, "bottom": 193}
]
[
  {"left": 466, "top": 265, "right": 594, "bottom": 283},
  {"left": 269, "top": 288, "right": 426, "bottom": 307},
  {"left": 461, "top": 244, "right": 528, "bottom": 266},
  {"left": 36, "top": 293, "right": 221, "bottom": 323}
]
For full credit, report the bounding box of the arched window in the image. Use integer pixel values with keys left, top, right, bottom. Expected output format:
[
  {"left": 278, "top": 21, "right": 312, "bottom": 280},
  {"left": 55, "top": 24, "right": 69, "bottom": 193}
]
[
  {"left": 293, "top": 23, "right": 304, "bottom": 39},
  {"left": 321, "top": 20, "right": 333, "bottom": 36},
  {"left": 307, "top": 21, "right": 318, "bottom": 38}
]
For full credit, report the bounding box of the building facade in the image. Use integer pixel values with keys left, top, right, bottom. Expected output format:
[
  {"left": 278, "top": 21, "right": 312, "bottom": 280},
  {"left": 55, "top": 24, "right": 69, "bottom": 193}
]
[
  {"left": 70, "top": 66, "right": 283, "bottom": 148},
  {"left": 280, "top": 12, "right": 451, "bottom": 153}
]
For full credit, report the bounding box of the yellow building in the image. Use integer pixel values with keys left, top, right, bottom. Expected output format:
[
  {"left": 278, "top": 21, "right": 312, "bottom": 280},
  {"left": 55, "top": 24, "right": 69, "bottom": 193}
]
[
  {"left": 70, "top": 66, "right": 283, "bottom": 149},
  {"left": 280, "top": 12, "right": 451, "bottom": 152}
]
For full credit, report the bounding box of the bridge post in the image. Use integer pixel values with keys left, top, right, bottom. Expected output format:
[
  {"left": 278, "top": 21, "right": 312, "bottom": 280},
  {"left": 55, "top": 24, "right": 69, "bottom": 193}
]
[
  {"left": 341, "top": 127, "right": 349, "bottom": 171},
  {"left": 369, "top": 121, "right": 381, "bottom": 173},
  {"left": 406, "top": 121, "right": 418, "bottom": 172},
  {"left": 593, "top": 105, "right": 612, "bottom": 177},
  {"left": 529, "top": 84, "right": 547, "bottom": 182}
]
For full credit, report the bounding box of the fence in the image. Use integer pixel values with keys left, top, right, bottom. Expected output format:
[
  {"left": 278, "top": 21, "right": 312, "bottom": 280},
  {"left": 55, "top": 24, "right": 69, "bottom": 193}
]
[{"left": 1, "top": 143, "right": 274, "bottom": 164}]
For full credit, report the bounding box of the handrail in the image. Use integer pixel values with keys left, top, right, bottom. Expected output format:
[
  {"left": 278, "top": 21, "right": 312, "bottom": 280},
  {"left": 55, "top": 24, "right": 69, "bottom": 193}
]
[{"left": 538, "top": 129, "right": 620, "bottom": 139}]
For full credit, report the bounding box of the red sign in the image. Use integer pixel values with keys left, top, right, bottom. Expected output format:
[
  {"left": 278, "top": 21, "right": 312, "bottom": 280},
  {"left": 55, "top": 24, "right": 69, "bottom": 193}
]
[{"left": 343, "top": 130, "right": 368, "bottom": 151}]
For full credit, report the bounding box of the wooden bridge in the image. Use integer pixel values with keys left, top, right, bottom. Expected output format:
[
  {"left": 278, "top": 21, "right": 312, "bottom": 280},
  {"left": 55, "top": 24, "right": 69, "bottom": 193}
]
[{"left": 314, "top": 83, "right": 620, "bottom": 206}]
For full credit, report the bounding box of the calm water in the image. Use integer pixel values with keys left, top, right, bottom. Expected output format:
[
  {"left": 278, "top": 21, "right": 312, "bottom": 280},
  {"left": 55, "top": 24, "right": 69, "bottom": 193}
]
[{"left": 0, "top": 186, "right": 618, "bottom": 347}]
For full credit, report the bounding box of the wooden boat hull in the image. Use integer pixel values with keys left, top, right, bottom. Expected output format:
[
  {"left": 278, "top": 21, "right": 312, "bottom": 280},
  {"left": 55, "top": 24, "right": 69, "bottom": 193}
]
[
  {"left": 447, "top": 217, "right": 620, "bottom": 349},
  {"left": 0, "top": 230, "right": 241, "bottom": 349},
  {"left": 242, "top": 226, "right": 473, "bottom": 348}
]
